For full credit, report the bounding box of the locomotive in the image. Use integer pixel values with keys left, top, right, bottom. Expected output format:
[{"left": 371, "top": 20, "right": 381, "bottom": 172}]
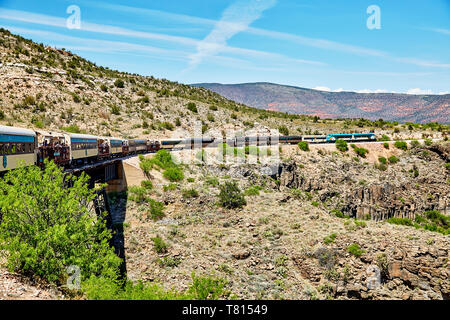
[{"left": 0, "top": 124, "right": 376, "bottom": 172}]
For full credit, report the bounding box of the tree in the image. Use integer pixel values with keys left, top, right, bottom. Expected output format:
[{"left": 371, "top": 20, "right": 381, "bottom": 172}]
[{"left": 0, "top": 161, "right": 121, "bottom": 284}]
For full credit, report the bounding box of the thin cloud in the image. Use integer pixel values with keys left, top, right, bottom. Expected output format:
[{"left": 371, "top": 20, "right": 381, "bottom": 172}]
[
  {"left": 0, "top": 8, "right": 323, "bottom": 69},
  {"left": 187, "top": 0, "right": 277, "bottom": 70}
]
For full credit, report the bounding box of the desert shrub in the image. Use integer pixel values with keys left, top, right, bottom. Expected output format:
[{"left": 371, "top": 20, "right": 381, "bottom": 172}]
[
  {"left": 314, "top": 247, "right": 337, "bottom": 269},
  {"left": 182, "top": 188, "right": 199, "bottom": 199},
  {"left": 331, "top": 209, "right": 344, "bottom": 218},
  {"left": 323, "top": 233, "right": 337, "bottom": 245},
  {"left": 218, "top": 181, "right": 246, "bottom": 209},
  {"left": 378, "top": 157, "right": 387, "bottom": 164},
  {"left": 298, "top": 141, "right": 310, "bottom": 152},
  {"left": 386, "top": 217, "right": 414, "bottom": 226},
  {"left": 352, "top": 146, "right": 369, "bottom": 158},
  {"left": 151, "top": 236, "right": 168, "bottom": 254},
  {"left": 187, "top": 273, "right": 231, "bottom": 300},
  {"left": 244, "top": 185, "right": 263, "bottom": 196},
  {"left": 147, "top": 199, "right": 165, "bottom": 220},
  {"left": 163, "top": 184, "right": 177, "bottom": 192},
  {"left": 0, "top": 161, "right": 121, "bottom": 284},
  {"left": 278, "top": 125, "right": 289, "bottom": 136},
  {"left": 141, "top": 180, "right": 153, "bottom": 190},
  {"left": 0, "top": 110, "right": 5, "bottom": 120},
  {"left": 100, "top": 84, "right": 108, "bottom": 92},
  {"left": 394, "top": 141, "right": 408, "bottom": 151},
  {"left": 375, "top": 163, "right": 388, "bottom": 171},
  {"left": 424, "top": 210, "right": 449, "bottom": 228},
  {"left": 63, "top": 124, "right": 82, "bottom": 133},
  {"left": 163, "top": 167, "right": 184, "bottom": 182},
  {"left": 82, "top": 272, "right": 232, "bottom": 300},
  {"left": 335, "top": 139, "right": 348, "bottom": 152},
  {"left": 424, "top": 138, "right": 433, "bottom": 146},
  {"left": 378, "top": 134, "right": 390, "bottom": 141},
  {"left": 72, "top": 93, "right": 81, "bottom": 103},
  {"left": 110, "top": 105, "right": 121, "bottom": 115},
  {"left": 187, "top": 102, "right": 198, "bottom": 113},
  {"left": 207, "top": 114, "right": 215, "bottom": 122},
  {"left": 114, "top": 79, "right": 124, "bottom": 88},
  {"left": 388, "top": 156, "right": 399, "bottom": 164},
  {"left": 347, "top": 243, "right": 365, "bottom": 257},
  {"left": 204, "top": 176, "right": 219, "bottom": 187},
  {"left": 383, "top": 142, "right": 390, "bottom": 149},
  {"left": 128, "top": 186, "right": 147, "bottom": 203},
  {"left": 410, "top": 140, "right": 420, "bottom": 148}
]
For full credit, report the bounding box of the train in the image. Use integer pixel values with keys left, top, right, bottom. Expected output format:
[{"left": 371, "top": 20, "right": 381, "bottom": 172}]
[{"left": 0, "top": 124, "right": 376, "bottom": 172}]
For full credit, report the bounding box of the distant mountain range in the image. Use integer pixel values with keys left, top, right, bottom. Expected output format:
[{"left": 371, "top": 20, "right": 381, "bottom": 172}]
[{"left": 192, "top": 82, "right": 450, "bottom": 124}]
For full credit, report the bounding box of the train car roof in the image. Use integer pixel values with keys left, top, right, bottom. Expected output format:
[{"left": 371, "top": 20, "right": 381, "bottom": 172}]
[
  {"left": 0, "top": 125, "right": 36, "bottom": 137},
  {"left": 69, "top": 133, "right": 98, "bottom": 140},
  {"left": 35, "top": 129, "right": 66, "bottom": 138},
  {"left": 328, "top": 133, "right": 375, "bottom": 136}
]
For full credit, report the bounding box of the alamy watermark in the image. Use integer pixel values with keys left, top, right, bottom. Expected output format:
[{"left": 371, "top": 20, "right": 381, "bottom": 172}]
[
  {"left": 367, "top": 5, "right": 381, "bottom": 30},
  {"left": 66, "top": 265, "right": 81, "bottom": 290},
  {"left": 66, "top": 5, "right": 81, "bottom": 30}
]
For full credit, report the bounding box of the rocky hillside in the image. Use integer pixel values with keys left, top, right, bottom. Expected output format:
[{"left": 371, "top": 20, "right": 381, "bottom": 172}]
[
  {"left": 111, "top": 140, "right": 449, "bottom": 300},
  {"left": 193, "top": 82, "right": 450, "bottom": 124}
]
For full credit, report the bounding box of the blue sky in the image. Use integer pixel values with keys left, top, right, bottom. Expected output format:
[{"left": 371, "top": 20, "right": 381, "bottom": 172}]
[{"left": 0, "top": 0, "right": 449, "bottom": 94}]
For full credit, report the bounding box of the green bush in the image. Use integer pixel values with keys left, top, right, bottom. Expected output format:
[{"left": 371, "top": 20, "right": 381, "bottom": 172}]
[
  {"left": 347, "top": 243, "right": 365, "bottom": 257},
  {"left": 352, "top": 146, "right": 369, "bottom": 158},
  {"left": 218, "top": 181, "right": 246, "bottom": 209},
  {"left": 147, "top": 199, "right": 165, "bottom": 221},
  {"left": 386, "top": 217, "right": 414, "bottom": 226},
  {"left": 335, "top": 139, "right": 348, "bottom": 152},
  {"left": 331, "top": 209, "right": 344, "bottom": 218},
  {"left": 128, "top": 186, "right": 147, "bottom": 203},
  {"left": 151, "top": 236, "right": 168, "bottom": 254},
  {"left": 410, "top": 140, "right": 420, "bottom": 148},
  {"left": 244, "top": 185, "right": 263, "bottom": 196},
  {"left": 383, "top": 142, "right": 389, "bottom": 149},
  {"left": 163, "top": 167, "right": 184, "bottom": 182},
  {"left": 424, "top": 138, "right": 433, "bottom": 146},
  {"left": 182, "top": 188, "right": 199, "bottom": 199},
  {"left": 187, "top": 102, "right": 198, "bottom": 113},
  {"left": 0, "top": 161, "right": 121, "bottom": 284},
  {"left": 141, "top": 180, "right": 153, "bottom": 190},
  {"left": 388, "top": 156, "right": 400, "bottom": 164},
  {"left": 378, "top": 157, "right": 387, "bottom": 164},
  {"left": 278, "top": 126, "right": 289, "bottom": 136},
  {"left": 110, "top": 105, "right": 121, "bottom": 115},
  {"left": 394, "top": 141, "right": 408, "bottom": 151},
  {"left": 83, "top": 273, "right": 232, "bottom": 300},
  {"left": 378, "top": 134, "right": 390, "bottom": 141},
  {"left": 298, "top": 141, "right": 310, "bottom": 152},
  {"left": 323, "top": 233, "right": 337, "bottom": 245},
  {"left": 114, "top": 79, "right": 124, "bottom": 88}
]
